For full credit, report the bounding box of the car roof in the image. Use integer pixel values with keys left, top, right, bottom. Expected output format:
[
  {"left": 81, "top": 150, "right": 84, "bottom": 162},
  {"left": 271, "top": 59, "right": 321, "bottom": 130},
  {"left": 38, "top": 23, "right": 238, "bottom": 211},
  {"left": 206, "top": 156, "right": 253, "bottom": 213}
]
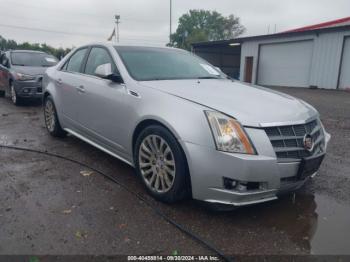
[
  {"left": 78, "top": 41, "right": 184, "bottom": 52},
  {"left": 10, "top": 50, "right": 46, "bottom": 54}
]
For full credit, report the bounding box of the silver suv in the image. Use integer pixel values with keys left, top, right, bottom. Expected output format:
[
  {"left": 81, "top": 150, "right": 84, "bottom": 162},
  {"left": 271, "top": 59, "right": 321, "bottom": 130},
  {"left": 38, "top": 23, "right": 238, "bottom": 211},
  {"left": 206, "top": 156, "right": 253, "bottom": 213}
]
[
  {"left": 43, "top": 42, "right": 330, "bottom": 207},
  {"left": 0, "top": 50, "right": 58, "bottom": 105}
]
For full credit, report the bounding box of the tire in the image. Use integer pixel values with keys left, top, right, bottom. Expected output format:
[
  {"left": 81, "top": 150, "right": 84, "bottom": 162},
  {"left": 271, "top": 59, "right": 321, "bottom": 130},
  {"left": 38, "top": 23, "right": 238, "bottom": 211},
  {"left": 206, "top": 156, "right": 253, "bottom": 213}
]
[
  {"left": 0, "top": 90, "right": 5, "bottom": 97},
  {"left": 10, "top": 82, "right": 22, "bottom": 105},
  {"left": 44, "top": 96, "right": 67, "bottom": 138},
  {"left": 134, "top": 125, "right": 191, "bottom": 203}
]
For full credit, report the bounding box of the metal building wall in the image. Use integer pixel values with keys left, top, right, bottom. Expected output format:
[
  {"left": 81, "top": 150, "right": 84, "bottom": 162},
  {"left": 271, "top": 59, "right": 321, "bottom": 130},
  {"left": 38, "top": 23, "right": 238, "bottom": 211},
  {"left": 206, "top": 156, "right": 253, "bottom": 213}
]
[
  {"left": 339, "top": 37, "right": 350, "bottom": 89},
  {"left": 240, "top": 30, "right": 350, "bottom": 89},
  {"left": 239, "top": 35, "right": 314, "bottom": 86},
  {"left": 257, "top": 40, "right": 314, "bottom": 87}
]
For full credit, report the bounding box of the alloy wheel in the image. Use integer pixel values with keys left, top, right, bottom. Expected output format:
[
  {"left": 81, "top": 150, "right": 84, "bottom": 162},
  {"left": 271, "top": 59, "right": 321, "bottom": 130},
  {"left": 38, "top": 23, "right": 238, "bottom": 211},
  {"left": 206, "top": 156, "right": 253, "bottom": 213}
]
[
  {"left": 44, "top": 99, "right": 56, "bottom": 132},
  {"left": 138, "top": 135, "right": 176, "bottom": 193},
  {"left": 10, "top": 85, "right": 17, "bottom": 104}
]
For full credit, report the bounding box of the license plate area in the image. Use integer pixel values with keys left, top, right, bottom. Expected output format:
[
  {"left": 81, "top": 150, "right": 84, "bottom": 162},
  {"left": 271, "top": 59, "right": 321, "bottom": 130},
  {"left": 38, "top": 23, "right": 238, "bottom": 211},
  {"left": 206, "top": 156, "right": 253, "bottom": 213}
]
[{"left": 297, "top": 154, "right": 325, "bottom": 180}]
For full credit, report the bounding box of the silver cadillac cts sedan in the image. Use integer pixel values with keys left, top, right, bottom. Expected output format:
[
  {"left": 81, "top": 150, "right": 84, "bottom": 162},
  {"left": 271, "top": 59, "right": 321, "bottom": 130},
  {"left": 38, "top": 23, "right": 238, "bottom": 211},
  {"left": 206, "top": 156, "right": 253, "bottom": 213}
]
[{"left": 43, "top": 42, "right": 331, "bottom": 207}]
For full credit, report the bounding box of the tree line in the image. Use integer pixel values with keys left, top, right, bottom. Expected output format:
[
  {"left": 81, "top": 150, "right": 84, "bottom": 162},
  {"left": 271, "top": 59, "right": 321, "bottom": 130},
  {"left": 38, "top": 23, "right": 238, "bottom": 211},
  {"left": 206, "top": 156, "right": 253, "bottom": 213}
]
[
  {"left": 1, "top": 9, "right": 245, "bottom": 55},
  {"left": 0, "top": 35, "right": 71, "bottom": 59}
]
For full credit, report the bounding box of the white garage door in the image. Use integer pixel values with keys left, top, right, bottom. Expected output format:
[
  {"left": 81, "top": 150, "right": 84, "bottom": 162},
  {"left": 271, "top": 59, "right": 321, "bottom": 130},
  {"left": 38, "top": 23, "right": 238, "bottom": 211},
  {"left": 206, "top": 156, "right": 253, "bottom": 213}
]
[
  {"left": 339, "top": 37, "right": 350, "bottom": 90},
  {"left": 257, "top": 40, "right": 314, "bottom": 87}
]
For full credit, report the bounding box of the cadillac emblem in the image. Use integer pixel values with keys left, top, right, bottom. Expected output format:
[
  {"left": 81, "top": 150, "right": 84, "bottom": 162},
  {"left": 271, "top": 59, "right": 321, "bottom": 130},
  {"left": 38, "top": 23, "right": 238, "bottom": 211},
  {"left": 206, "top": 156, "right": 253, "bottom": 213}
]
[{"left": 303, "top": 134, "right": 314, "bottom": 152}]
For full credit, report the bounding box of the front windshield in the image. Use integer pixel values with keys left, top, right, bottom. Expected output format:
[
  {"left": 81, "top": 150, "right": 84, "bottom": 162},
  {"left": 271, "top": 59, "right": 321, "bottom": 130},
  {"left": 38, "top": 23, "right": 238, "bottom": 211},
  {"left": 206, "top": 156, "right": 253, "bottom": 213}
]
[
  {"left": 11, "top": 52, "right": 58, "bottom": 67},
  {"left": 115, "top": 46, "right": 225, "bottom": 81}
]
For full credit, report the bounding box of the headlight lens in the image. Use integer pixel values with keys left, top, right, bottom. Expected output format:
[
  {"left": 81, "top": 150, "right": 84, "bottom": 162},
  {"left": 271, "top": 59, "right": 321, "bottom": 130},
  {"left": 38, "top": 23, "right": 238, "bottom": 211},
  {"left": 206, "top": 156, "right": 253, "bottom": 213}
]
[
  {"left": 205, "top": 111, "right": 256, "bottom": 154},
  {"left": 15, "top": 73, "right": 36, "bottom": 81}
]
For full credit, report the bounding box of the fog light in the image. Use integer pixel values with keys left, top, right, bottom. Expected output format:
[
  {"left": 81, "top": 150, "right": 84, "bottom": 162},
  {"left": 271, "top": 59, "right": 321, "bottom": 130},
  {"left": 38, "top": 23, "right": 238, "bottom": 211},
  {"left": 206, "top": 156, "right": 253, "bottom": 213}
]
[{"left": 223, "top": 177, "right": 238, "bottom": 190}]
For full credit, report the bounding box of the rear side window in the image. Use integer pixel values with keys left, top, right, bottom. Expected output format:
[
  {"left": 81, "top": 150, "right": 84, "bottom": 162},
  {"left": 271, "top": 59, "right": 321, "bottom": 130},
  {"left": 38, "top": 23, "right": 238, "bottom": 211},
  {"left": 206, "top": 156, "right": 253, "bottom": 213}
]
[
  {"left": 66, "top": 48, "right": 88, "bottom": 73},
  {"left": 84, "top": 47, "right": 115, "bottom": 76}
]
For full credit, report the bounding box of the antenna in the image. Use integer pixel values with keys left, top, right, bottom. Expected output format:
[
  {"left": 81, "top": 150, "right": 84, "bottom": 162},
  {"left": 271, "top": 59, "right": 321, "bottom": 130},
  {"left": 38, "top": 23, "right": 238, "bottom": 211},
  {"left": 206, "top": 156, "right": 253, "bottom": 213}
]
[
  {"left": 115, "top": 14, "right": 121, "bottom": 43},
  {"left": 169, "top": 0, "right": 172, "bottom": 44}
]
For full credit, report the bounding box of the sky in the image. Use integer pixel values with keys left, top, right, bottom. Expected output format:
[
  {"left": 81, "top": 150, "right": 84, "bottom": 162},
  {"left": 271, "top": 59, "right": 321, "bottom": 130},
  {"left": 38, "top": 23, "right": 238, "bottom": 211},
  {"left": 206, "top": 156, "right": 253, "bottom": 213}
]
[{"left": 0, "top": 0, "right": 349, "bottom": 48}]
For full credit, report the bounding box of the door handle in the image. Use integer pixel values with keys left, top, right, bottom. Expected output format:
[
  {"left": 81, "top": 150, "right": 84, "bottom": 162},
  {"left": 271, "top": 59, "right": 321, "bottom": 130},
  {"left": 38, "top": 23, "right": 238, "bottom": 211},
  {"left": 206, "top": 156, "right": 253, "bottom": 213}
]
[
  {"left": 76, "top": 85, "right": 85, "bottom": 93},
  {"left": 56, "top": 79, "right": 63, "bottom": 86}
]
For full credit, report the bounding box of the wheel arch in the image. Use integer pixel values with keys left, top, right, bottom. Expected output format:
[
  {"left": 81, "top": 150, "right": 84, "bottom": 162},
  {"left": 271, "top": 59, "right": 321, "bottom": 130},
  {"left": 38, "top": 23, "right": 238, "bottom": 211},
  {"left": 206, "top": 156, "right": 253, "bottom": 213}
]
[
  {"left": 43, "top": 91, "right": 51, "bottom": 105},
  {"left": 132, "top": 118, "right": 180, "bottom": 153},
  {"left": 8, "top": 78, "right": 13, "bottom": 91},
  {"left": 43, "top": 91, "right": 51, "bottom": 99},
  {"left": 131, "top": 118, "right": 192, "bottom": 194}
]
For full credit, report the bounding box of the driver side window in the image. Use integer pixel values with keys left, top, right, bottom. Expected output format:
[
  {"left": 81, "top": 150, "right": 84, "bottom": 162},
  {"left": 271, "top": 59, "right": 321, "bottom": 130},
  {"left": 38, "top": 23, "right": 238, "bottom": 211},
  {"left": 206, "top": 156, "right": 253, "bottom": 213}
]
[{"left": 84, "top": 47, "right": 117, "bottom": 76}]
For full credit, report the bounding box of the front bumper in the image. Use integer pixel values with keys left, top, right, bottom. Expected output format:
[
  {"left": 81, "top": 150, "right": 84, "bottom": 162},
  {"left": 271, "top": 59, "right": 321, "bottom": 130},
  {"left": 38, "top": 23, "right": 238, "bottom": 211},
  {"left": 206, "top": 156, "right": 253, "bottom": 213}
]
[
  {"left": 13, "top": 77, "right": 43, "bottom": 99},
  {"left": 182, "top": 127, "right": 330, "bottom": 207}
]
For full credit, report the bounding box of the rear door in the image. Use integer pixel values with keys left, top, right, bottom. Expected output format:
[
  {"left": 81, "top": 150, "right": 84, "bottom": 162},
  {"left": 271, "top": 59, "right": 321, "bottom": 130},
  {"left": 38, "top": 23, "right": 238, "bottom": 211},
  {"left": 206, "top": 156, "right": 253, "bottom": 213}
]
[
  {"left": 75, "top": 46, "right": 129, "bottom": 154},
  {"left": 55, "top": 47, "right": 89, "bottom": 127}
]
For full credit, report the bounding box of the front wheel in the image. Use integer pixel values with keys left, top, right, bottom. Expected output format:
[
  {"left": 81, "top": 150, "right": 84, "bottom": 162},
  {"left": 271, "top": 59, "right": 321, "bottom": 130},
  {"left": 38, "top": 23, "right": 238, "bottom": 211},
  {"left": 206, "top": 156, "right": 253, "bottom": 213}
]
[
  {"left": 10, "top": 83, "right": 22, "bottom": 105},
  {"left": 44, "top": 96, "right": 67, "bottom": 138},
  {"left": 134, "top": 125, "right": 191, "bottom": 203}
]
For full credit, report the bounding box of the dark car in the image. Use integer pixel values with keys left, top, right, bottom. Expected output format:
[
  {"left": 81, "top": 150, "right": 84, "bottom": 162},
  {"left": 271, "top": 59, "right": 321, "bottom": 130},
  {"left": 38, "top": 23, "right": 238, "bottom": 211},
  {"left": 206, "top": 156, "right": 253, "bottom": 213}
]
[{"left": 0, "top": 50, "right": 58, "bottom": 105}]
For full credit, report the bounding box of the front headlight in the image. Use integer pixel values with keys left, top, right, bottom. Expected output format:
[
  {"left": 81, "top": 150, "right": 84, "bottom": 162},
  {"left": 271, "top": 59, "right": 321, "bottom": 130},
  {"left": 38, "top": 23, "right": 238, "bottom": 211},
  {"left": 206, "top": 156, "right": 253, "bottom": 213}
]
[
  {"left": 15, "top": 73, "right": 36, "bottom": 81},
  {"left": 205, "top": 111, "right": 256, "bottom": 155}
]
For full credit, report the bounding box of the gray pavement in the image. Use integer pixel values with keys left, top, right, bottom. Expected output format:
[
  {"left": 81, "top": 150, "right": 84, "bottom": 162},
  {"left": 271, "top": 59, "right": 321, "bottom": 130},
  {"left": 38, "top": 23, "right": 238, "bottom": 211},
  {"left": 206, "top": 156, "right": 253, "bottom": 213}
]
[{"left": 0, "top": 87, "right": 349, "bottom": 256}]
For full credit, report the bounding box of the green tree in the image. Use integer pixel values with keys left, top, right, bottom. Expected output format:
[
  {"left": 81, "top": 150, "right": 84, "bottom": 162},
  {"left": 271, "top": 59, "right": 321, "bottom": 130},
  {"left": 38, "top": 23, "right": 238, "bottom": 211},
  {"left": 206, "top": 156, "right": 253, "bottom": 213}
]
[
  {"left": 170, "top": 10, "right": 245, "bottom": 50},
  {"left": 0, "top": 35, "right": 71, "bottom": 59}
]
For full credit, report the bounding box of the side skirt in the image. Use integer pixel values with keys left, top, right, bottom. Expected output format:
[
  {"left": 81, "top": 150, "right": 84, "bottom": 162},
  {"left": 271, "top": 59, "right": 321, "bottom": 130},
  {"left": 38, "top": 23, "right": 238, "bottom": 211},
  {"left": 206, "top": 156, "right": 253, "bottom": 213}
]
[{"left": 64, "top": 128, "right": 134, "bottom": 167}]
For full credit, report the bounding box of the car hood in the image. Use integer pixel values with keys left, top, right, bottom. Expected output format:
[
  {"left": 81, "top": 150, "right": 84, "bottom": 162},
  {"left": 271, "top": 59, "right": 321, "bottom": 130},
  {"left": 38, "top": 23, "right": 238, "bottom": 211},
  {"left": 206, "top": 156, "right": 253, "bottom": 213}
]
[
  {"left": 11, "top": 66, "right": 49, "bottom": 76},
  {"left": 139, "top": 79, "right": 318, "bottom": 127}
]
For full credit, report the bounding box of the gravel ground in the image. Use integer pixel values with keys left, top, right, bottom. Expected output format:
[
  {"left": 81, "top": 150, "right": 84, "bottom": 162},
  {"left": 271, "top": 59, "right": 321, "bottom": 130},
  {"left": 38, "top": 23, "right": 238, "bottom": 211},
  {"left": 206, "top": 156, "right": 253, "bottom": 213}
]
[{"left": 0, "top": 87, "right": 349, "bottom": 257}]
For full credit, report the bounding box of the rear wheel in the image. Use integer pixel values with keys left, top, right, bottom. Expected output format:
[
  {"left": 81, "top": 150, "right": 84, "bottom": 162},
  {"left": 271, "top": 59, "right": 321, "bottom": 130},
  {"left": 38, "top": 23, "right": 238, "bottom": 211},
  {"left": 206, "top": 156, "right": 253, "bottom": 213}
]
[
  {"left": 134, "top": 125, "right": 191, "bottom": 203},
  {"left": 44, "top": 96, "right": 67, "bottom": 138}
]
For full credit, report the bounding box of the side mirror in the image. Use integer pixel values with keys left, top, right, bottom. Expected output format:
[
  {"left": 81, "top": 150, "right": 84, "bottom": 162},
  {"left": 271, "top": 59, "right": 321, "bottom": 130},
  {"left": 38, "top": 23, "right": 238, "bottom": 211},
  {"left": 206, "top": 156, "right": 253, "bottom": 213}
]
[
  {"left": 1, "top": 55, "right": 9, "bottom": 68},
  {"left": 95, "top": 63, "right": 113, "bottom": 78},
  {"left": 94, "top": 63, "right": 123, "bottom": 83}
]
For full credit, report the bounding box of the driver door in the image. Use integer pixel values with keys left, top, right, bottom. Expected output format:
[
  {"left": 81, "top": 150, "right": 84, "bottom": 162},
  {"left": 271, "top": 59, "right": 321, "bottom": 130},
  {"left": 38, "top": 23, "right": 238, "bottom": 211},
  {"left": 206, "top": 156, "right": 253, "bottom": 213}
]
[{"left": 75, "top": 46, "right": 130, "bottom": 155}]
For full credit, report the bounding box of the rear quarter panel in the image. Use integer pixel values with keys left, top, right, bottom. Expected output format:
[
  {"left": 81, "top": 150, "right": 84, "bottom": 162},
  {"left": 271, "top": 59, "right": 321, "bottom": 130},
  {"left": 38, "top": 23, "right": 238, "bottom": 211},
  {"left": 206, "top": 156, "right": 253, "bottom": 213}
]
[{"left": 43, "top": 66, "right": 67, "bottom": 125}]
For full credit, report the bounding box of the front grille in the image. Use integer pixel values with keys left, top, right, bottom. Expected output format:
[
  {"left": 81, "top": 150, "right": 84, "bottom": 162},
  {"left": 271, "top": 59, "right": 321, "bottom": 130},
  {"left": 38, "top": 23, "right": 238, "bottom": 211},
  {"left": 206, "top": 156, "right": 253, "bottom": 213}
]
[{"left": 264, "top": 119, "right": 325, "bottom": 161}]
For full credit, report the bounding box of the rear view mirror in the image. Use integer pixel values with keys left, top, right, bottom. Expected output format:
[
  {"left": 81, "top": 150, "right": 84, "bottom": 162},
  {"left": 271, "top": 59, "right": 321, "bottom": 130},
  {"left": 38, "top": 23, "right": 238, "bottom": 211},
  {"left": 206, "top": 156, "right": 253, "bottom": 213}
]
[{"left": 94, "top": 63, "right": 123, "bottom": 83}]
